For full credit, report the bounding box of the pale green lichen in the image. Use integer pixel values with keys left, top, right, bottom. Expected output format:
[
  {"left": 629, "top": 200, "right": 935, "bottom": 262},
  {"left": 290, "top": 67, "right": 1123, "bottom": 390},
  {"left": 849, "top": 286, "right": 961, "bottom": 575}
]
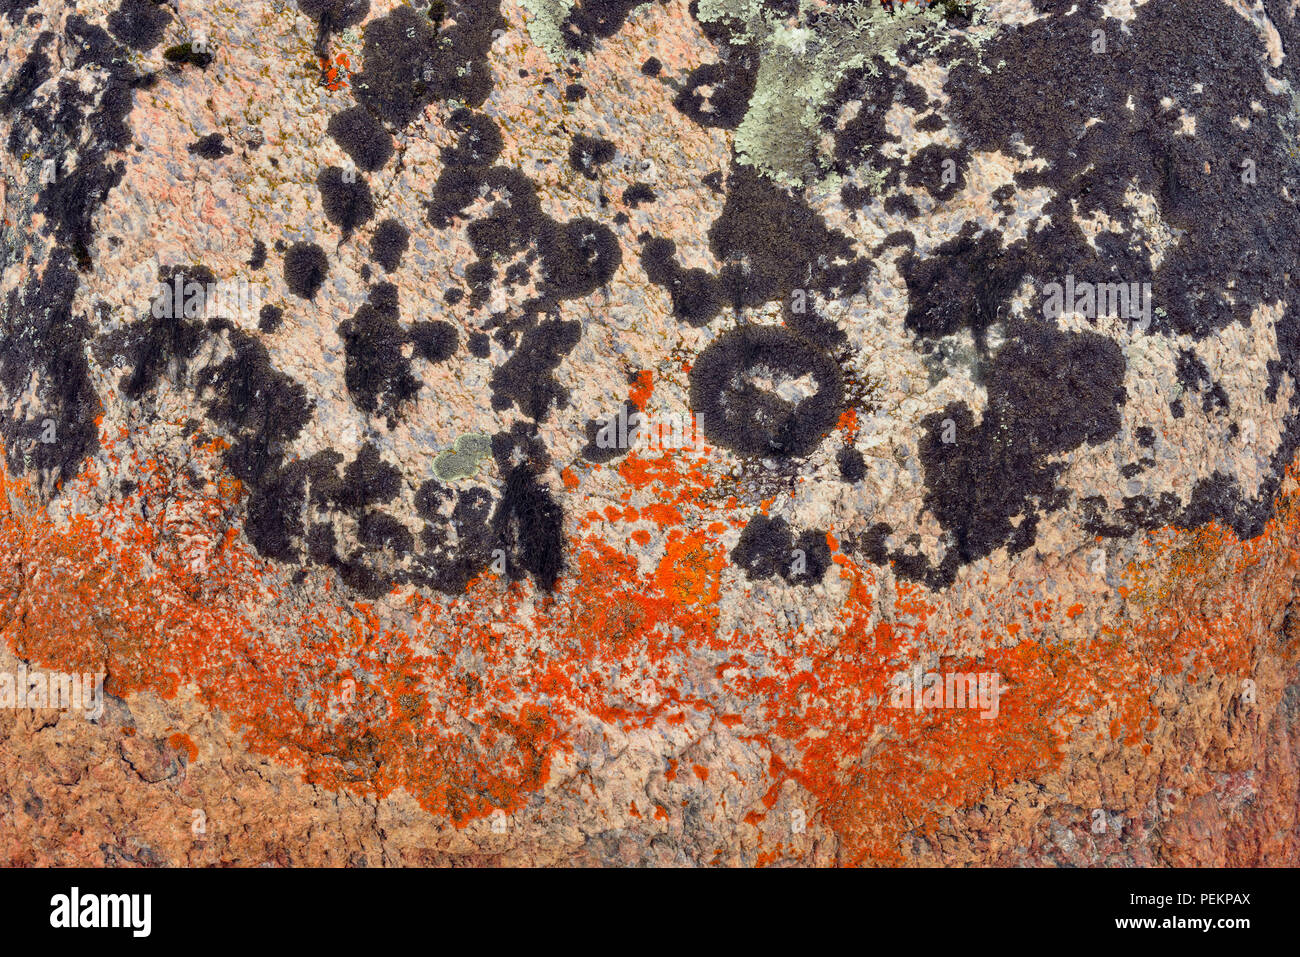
[
  {"left": 700, "top": 0, "right": 993, "bottom": 187},
  {"left": 520, "top": 0, "right": 578, "bottom": 64},
  {"left": 434, "top": 434, "right": 493, "bottom": 481}
]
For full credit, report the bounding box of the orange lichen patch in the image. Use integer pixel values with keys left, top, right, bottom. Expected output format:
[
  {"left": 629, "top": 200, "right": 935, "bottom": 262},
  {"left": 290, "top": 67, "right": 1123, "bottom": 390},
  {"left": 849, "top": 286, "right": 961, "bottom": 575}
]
[
  {"left": 4, "top": 422, "right": 1300, "bottom": 860},
  {"left": 836, "top": 407, "right": 859, "bottom": 440},
  {"left": 318, "top": 53, "right": 350, "bottom": 91},
  {"left": 641, "top": 503, "right": 682, "bottom": 528},
  {"left": 168, "top": 733, "right": 198, "bottom": 763},
  {"left": 629, "top": 371, "right": 654, "bottom": 411},
  {"left": 653, "top": 533, "right": 724, "bottom": 611}
]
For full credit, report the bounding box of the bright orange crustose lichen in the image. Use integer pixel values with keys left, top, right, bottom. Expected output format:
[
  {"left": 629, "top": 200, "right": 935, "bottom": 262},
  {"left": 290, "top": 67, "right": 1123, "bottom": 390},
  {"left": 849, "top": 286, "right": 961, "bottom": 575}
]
[{"left": 2, "top": 417, "right": 1297, "bottom": 862}]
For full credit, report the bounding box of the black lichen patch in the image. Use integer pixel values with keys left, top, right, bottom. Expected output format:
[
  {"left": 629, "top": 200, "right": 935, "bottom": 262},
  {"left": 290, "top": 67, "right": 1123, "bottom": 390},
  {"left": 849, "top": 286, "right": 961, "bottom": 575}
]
[
  {"left": 731, "top": 515, "right": 831, "bottom": 587},
  {"left": 730, "top": 514, "right": 790, "bottom": 580},
  {"left": 119, "top": 265, "right": 216, "bottom": 399},
  {"left": 639, "top": 236, "right": 723, "bottom": 327},
  {"left": 783, "top": 294, "right": 847, "bottom": 352},
  {"left": 283, "top": 242, "right": 330, "bottom": 300},
  {"left": 17, "top": 20, "right": 136, "bottom": 272},
  {"left": 905, "top": 143, "right": 968, "bottom": 200},
  {"left": 258, "top": 304, "right": 284, "bottom": 333},
  {"left": 915, "top": 111, "right": 945, "bottom": 133},
  {"left": 338, "top": 282, "right": 421, "bottom": 426},
  {"left": 112, "top": 301, "right": 315, "bottom": 561},
  {"left": 1, "top": 255, "right": 102, "bottom": 480},
  {"left": 893, "top": 328, "right": 1127, "bottom": 584},
  {"left": 162, "top": 42, "right": 213, "bottom": 69},
  {"left": 537, "top": 218, "right": 622, "bottom": 300},
  {"left": 564, "top": 83, "right": 587, "bottom": 102},
  {"left": 354, "top": 2, "right": 504, "bottom": 125},
  {"left": 352, "top": 4, "right": 442, "bottom": 125},
  {"left": 198, "top": 325, "right": 314, "bottom": 489},
  {"left": 188, "top": 133, "right": 232, "bottom": 159},
  {"left": 825, "top": 57, "right": 908, "bottom": 185},
  {"left": 427, "top": 108, "right": 504, "bottom": 226},
  {"left": 359, "top": 511, "right": 414, "bottom": 555},
  {"left": 326, "top": 106, "right": 394, "bottom": 172},
  {"left": 946, "top": 0, "right": 1294, "bottom": 344},
  {"left": 317, "top": 166, "right": 375, "bottom": 236},
  {"left": 297, "top": 0, "right": 370, "bottom": 32},
  {"left": 468, "top": 331, "right": 490, "bottom": 358},
  {"left": 986, "top": 327, "right": 1127, "bottom": 456},
  {"left": 370, "top": 219, "right": 410, "bottom": 273},
  {"left": 837, "top": 445, "right": 865, "bottom": 483},
  {"left": 709, "top": 164, "right": 872, "bottom": 311},
  {"left": 108, "top": 0, "right": 171, "bottom": 51},
  {"left": 308, "top": 443, "right": 402, "bottom": 512},
  {"left": 0, "top": 22, "right": 146, "bottom": 481},
  {"left": 910, "top": 0, "right": 1300, "bottom": 544},
  {"left": 488, "top": 318, "right": 581, "bottom": 420},
  {"left": 560, "top": 0, "right": 668, "bottom": 54},
  {"left": 297, "top": 0, "right": 369, "bottom": 54},
  {"left": 581, "top": 399, "right": 639, "bottom": 464},
  {"left": 0, "top": 34, "right": 53, "bottom": 152},
  {"left": 411, "top": 320, "right": 458, "bottom": 363},
  {"left": 422, "top": 114, "right": 621, "bottom": 420},
  {"left": 1, "top": 0, "right": 37, "bottom": 26},
  {"left": 897, "top": 224, "right": 1023, "bottom": 346},
  {"left": 674, "top": 59, "right": 757, "bottom": 130},
  {"left": 248, "top": 239, "right": 267, "bottom": 269},
  {"left": 641, "top": 56, "right": 662, "bottom": 76},
  {"left": 490, "top": 464, "right": 565, "bottom": 592},
  {"left": 689, "top": 324, "right": 844, "bottom": 459},
  {"left": 568, "top": 132, "right": 615, "bottom": 179},
  {"left": 623, "top": 182, "right": 656, "bottom": 207},
  {"left": 1175, "top": 348, "right": 1230, "bottom": 415},
  {"left": 244, "top": 463, "right": 308, "bottom": 561}
]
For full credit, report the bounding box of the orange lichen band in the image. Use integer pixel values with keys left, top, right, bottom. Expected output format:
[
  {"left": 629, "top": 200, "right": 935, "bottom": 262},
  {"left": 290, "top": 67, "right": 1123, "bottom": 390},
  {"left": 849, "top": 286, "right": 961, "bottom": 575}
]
[{"left": 2, "top": 419, "right": 1296, "bottom": 864}]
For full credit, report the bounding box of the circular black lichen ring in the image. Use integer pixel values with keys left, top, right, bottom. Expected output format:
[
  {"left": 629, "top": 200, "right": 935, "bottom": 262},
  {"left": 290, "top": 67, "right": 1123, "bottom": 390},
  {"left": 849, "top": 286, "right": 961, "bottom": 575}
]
[{"left": 689, "top": 324, "right": 844, "bottom": 459}]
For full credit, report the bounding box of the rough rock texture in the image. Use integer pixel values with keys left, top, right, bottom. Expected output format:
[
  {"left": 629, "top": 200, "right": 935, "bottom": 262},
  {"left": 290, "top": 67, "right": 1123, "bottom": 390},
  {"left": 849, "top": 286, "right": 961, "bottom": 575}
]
[{"left": 2, "top": 0, "right": 1299, "bottom": 866}]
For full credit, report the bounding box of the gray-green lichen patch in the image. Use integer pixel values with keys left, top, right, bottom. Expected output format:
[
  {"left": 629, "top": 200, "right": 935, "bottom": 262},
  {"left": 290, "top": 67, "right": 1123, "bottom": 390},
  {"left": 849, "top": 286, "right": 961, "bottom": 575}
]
[
  {"left": 700, "top": 0, "right": 992, "bottom": 187},
  {"left": 434, "top": 433, "right": 493, "bottom": 480},
  {"left": 520, "top": 0, "right": 578, "bottom": 64}
]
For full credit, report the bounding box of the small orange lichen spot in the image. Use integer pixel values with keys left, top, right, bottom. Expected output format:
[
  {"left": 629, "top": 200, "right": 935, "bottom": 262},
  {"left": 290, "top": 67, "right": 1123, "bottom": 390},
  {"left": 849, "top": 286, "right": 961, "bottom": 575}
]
[
  {"left": 631, "top": 529, "right": 652, "bottom": 546},
  {"left": 693, "top": 764, "right": 709, "bottom": 782},
  {"left": 629, "top": 370, "right": 654, "bottom": 410},
  {"left": 561, "top": 467, "right": 580, "bottom": 490},
  {"left": 1066, "top": 603, "right": 1084, "bottom": 619},
  {"left": 168, "top": 733, "right": 198, "bottom": 763}
]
